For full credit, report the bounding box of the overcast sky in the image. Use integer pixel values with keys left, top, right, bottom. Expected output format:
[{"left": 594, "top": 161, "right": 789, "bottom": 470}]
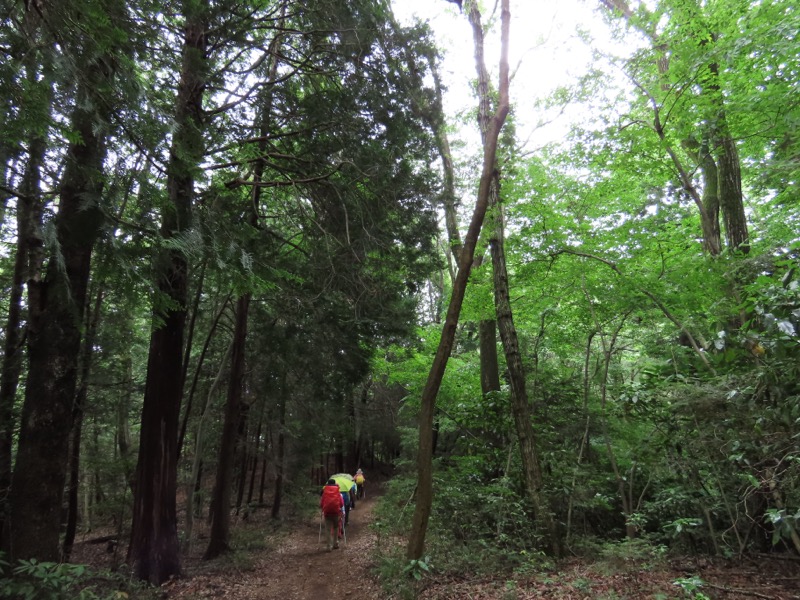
[{"left": 391, "top": 0, "right": 626, "bottom": 148}]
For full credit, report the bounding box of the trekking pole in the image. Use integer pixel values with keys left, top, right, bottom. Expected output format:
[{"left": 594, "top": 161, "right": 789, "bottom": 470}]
[{"left": 318, "top": 512, "right": 323, "bottom": 546}]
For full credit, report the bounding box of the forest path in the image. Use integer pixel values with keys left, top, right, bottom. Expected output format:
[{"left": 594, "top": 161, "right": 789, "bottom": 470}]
[{"left": 166, "top": 483, "right": 386, "bottom": 599}]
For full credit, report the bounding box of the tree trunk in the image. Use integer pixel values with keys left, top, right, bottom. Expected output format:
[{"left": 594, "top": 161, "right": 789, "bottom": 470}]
[
  {"left": 599, "top": 0, "right": 746, "bottom": 256},
  {"left": 118, "top": 355, "right": 134, "bottom": 477},
  {"left": 62, "top": 403, "right": 85, "bottom": 557},
  {"left": 0, "top": 17, "right": 50, "bottom": 543},
  {"left": 479, "top": 319, "right": 501, "bottom": 395},
  {"left": 716, "top": 132, "right": 748, "bottom": 253},
  {"left": 566, "top": 331, "right": 596, "bottom": 543},
  {"left": 184, "top": 339, "right": 233, "bottom": 552},
  {"left": 699, "top": 32, "right": 748, "bottom": 253},
  {"left": 684, "top": 137, "right": 722, "bottom": 256},
  {"left": 259, "top": 451, "right": 268, "bottom": 505},
  {"left": 246, "top": 407, "right": 265, "bottom": 506},
  {"left": 0, "top": 130, "right": 46, "bottom": 544},
  {"left": 271, "top": 385, "right": 287, "bottom": 520},
  {"left": 489, "top": 182, "right": 561, "bottom": 556},
  {"left": 63, "top": 288, "right": 104, "bottom": 560},
  {"left": 585, "top": 300, "right": 634, "bottom": 538},
  {"left": 407, "top": 0, "right": 511, "bottom": 561},
  {"left": 129, "top": 307, "right": 187, "bottom": 581},
  {"left": 129, "top": 0, "right": 207, "bottom": 582},
  {"left": 404, "top": 38, "right": 503, "bottom": 416},
  {"left": 6, "top": 52, "right": 111, "bottom": 560},
  {"left": 234, "top": 402, "right": 251, "bottom": 514},
  {"left": 204, "top": 294, "right": 250, "bottom": 559},
  {"left": 177, "top": 259, "right": 208, "bottom": 459},
  {"left": 178, "top": 296, "right": 230, "bottom": 458}
]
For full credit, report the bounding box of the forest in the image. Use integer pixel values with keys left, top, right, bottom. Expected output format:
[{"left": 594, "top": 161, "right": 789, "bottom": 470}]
[{"left": 0, "top": 0, "right": 799, "bottom": 598}]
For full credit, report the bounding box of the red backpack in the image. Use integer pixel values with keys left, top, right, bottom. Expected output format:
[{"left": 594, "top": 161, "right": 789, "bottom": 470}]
[{"left": 321, "top": 485, "right": 342, "bottom": 516}]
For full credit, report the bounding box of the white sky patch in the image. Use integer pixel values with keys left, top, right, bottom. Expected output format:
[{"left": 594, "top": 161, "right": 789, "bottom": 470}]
[{"left": 391, "top": 0, "right": 634, "bottom": 148}]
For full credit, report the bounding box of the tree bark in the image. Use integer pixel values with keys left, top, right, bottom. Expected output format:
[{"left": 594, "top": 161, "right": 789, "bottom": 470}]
[
  {"left": 63, "top": 288, "right": 104, "bottom": 560},
  {"left": 684, "top": 137, "right": 722, "bottom": 255},
  {"left": 6, "top": 51, "right": 111, "bottom": 560},
  {"left": 479, "top": 318, "right": 501, "bottom": 395},
  {"left": 0, "top": 131, "right": 46, "bottom": 546},
  {"left": 178, "top": 295, "right": 231, "bottom": 458},
  {"left": 407, "top": 0, "right": 511, "bottom": 561},
  {"left": 716, "top": 129, "right": 749, "bottom": 253},
  {"left": 271, "top": 384, "right": 287, "bottom": 520},
  {"left": 404, "top": 42, "right": 503, "bottom": 414},
  {"left": 489, "top": 181, "right": 561, "bottom": 556},
  {"left": 204, "top": 294, "right": 250, "bottom": 559},
  {"left": 0, "top": 16, "right": 49, "bottom": 545},
  {"left": 234, "top": 402, "right": 251, "bottom": 514},
  {"left": 129, "top": 0, "right": 207, "bottom": 582},
  {"left": 184, "top": 338, "right": 233, "bottom": 552},
  {"left": 177, "top": 259, "right": 208, "bottom": 459},
  {"left": 247, "top": 407, "right": 265, "bottom": 506}
]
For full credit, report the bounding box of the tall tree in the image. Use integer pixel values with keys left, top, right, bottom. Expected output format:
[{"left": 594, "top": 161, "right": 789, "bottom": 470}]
[
  {"left": 203, "top": 293, "right": 250, "bottom": 559},
  {"left": 4, "top": 0, "right": 129, "bottom": 560},
  {"left": 0, "top": 0, "right": 53, "bottom": 540},
  {"left": 0, "top": 1, "right": 50, "bottom": 543},
  {"left": 407, "top": 0, "right": 511, "bottom": 560},
  {"left": 489, "top": 181, "right": 561, "bottom": 555},
  {"left": 598, "top": 0, "right": 750, "bottom": 254},
  {"left": 128, "top": 0, "right": 209, "bottom": 582}
]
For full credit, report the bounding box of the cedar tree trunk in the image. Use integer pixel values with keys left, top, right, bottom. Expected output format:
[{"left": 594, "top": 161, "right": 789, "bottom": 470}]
[
  {"left": 6, "top": 60, "right": 110, "bottom": 560},
  {"left": 128, "top": 0, "right": 207, "bottom": 582},
  {"left": 204, "top": 294, "right": 250, "bottom": 559}
]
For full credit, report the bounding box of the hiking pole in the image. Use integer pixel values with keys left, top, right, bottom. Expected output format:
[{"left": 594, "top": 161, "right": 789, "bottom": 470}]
[{"left": 318, "top": 512, "right": 323, "bottom": 546}]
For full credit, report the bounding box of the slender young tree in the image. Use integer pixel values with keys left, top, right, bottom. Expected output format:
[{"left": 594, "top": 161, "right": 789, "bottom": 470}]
[
  {"left": 203, "top": 295, "right": 250, "bottom": 559},
  {"left": 489, "top": 183, "right": 562, "bottom": 555},
  {"left": 407, "top": 0, "right": 511, "bottom": 560}
]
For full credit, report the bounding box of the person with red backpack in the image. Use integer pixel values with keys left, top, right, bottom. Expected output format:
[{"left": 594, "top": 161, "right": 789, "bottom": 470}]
[{"left": 320, "top": 478, "right": 344, "bottom": 550}]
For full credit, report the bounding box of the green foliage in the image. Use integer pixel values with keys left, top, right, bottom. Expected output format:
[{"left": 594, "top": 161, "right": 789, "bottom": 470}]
[
  {"left": 673, "top": 576, "right": 711, "bottom": 600},
  {"left": 764, "top": 508, "right": 800, "bottom": 547},
  {"left": 0, "top": 555, "right": 145, "bottom": 600},
  {"left": 403, "top": 556, "right": 432, "bottom": 580}
]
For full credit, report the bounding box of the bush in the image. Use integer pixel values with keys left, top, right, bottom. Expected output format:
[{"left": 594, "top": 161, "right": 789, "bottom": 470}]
[{"left": 0, "top": 554, "right": 154, "bottom": 600}]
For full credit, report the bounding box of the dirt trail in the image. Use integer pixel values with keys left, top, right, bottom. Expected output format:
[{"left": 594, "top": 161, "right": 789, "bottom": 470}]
[{"left": 165, "top": 484, "right": 386, "bottom": 599}]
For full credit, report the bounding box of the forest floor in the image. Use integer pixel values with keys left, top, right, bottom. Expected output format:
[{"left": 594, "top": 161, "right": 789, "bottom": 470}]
[
  {"left": 71, "top": 481, "right": 800, "bottom": 599},
  {"left": 161, "top": 483, "right": 386, "bottom": 600}
]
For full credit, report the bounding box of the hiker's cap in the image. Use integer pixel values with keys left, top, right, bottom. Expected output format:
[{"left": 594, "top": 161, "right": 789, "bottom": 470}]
[{"left": 326, "top": 478, "right": 336, "bottom": 485}]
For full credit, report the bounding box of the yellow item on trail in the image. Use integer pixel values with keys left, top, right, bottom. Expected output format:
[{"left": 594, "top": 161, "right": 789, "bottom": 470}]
[{"left": 329, "top": 473, "right": 355, "bottom": 493}]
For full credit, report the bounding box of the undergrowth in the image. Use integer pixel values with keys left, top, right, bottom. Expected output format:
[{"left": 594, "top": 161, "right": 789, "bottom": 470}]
[
  {"left": 371, "top": 469, "right": 679, "bottom": 598},
  {"left": 0, "top": 553, "right": 158, "bottom": 600}
]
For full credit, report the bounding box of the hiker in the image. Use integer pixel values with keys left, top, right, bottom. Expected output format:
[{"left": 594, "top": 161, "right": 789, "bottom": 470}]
[
  {"left": 342, "top": 479, "right": 356, "bottom": 525},
  {"left": 320, "top": 478, "right": 344, "bottom": 550},
  {"left": 329, "top": 473, "right": 357, "bottom": 525},
  {"left": 354, "top": 468, "right": 365, "bottom": 500}
]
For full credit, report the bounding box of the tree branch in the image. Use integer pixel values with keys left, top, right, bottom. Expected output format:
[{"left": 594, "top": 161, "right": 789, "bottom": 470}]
[{"left": 552, "top": 249, "right": 717, "bottom": 374}]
